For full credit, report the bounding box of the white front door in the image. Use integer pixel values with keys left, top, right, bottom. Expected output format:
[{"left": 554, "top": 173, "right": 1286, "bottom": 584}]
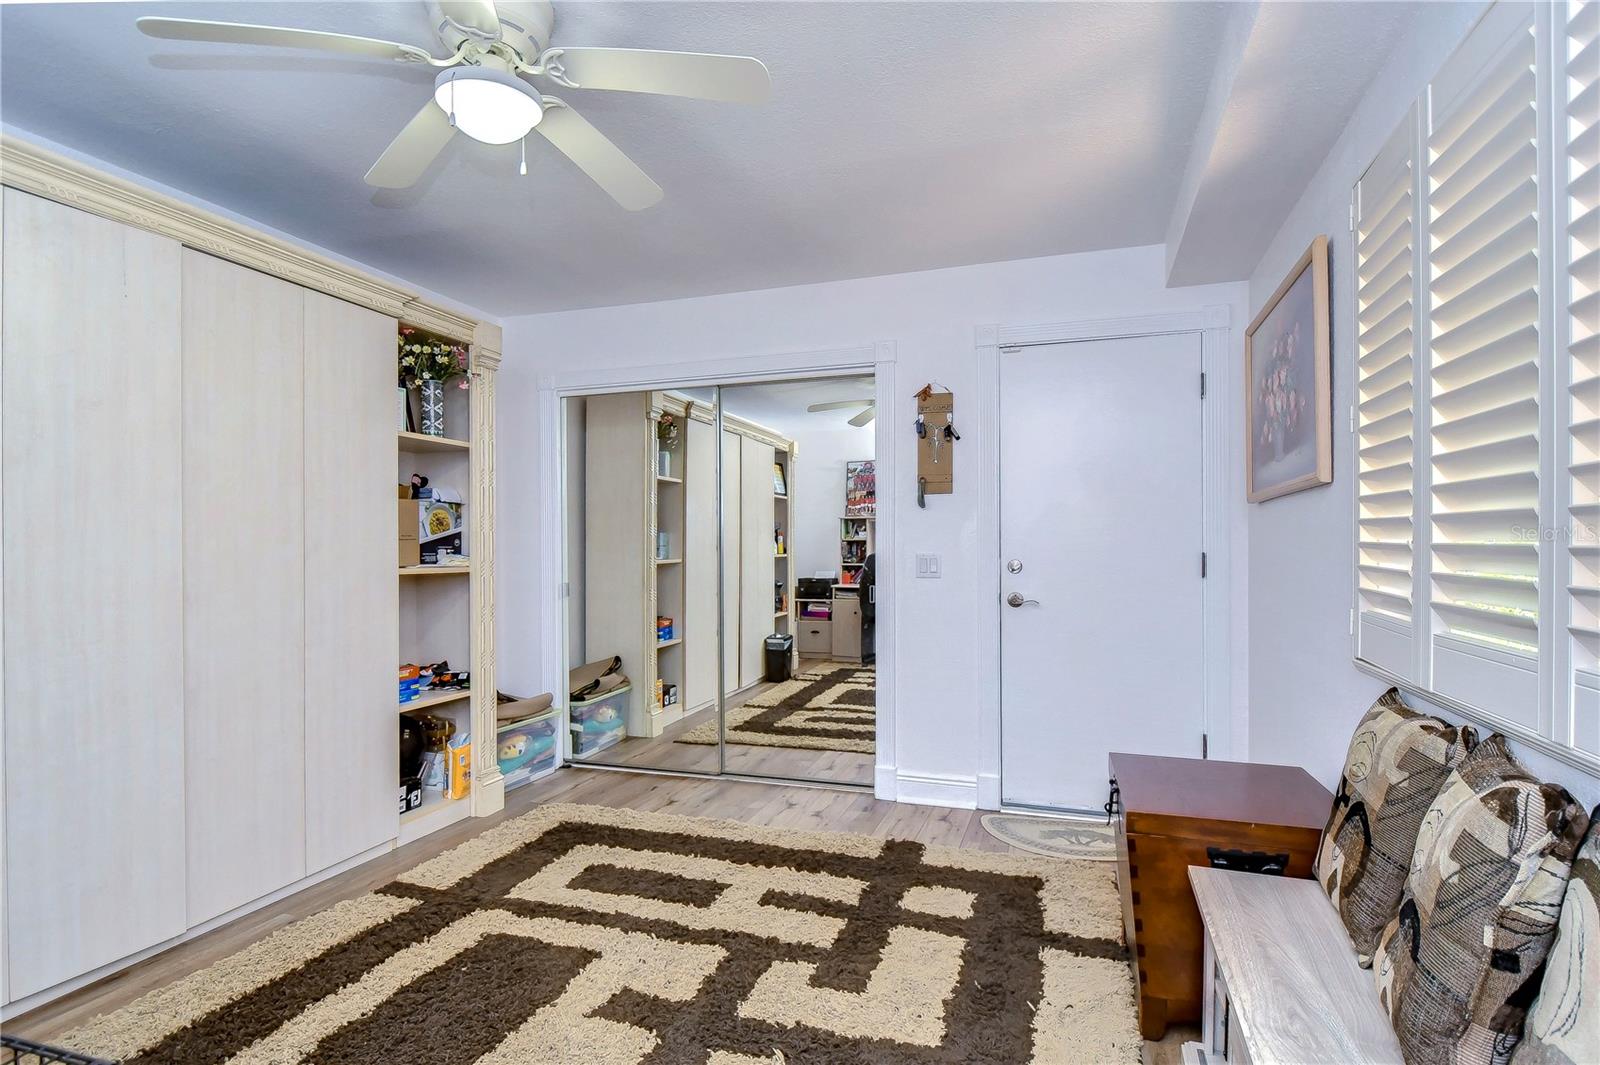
[{"left": 999, "top": 333, "right": 1206, "bottom": 811}]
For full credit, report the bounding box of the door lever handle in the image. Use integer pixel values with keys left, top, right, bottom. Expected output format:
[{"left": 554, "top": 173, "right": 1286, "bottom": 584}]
[{"left": 1006, "top": 592, "right": 1039, "bottom": 608}]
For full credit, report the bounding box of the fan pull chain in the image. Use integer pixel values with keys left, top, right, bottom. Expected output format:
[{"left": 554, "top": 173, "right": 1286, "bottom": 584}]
[
  {"left": 520, "top": 135, "right": 527, "bottom": 176},
  {"left": 448, "top": 76, "right": 456, "bottom": 128}
]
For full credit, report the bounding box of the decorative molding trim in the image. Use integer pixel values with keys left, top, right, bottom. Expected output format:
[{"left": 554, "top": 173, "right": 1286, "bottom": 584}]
[
  {"left": 0, "top": 134, "right": 482, "bottom": 342},
  {"left": 976, "top": 771, "right": 1002, "bottom": 811},
  {"left": 895, "top": 771, "right": 978, "bottom": 810},
  {"left": 874, "top": 763, "right": 898, "bottom": 801},
  {"left": 997, "top": 310, "right": 1210, "bottom": 348},
  {"left": 470, "top": 353, "right": 505, "bottom": 814}
]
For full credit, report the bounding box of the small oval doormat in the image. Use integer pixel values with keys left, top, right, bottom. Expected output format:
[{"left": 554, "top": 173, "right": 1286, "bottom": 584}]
[{"left": 981, "top": 813, "right": 1117, "bottom": 861}]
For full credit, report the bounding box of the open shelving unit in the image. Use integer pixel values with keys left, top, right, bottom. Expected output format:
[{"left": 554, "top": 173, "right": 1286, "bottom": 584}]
[
  {"left": 773, "top": 446, "right": 795, "bottom": 659},
  {"left": 653, "top": 425, "right": 687, "bottom": 718}
]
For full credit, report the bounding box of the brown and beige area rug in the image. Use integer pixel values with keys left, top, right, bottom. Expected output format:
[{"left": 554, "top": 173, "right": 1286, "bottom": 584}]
[
  {"left": 677, "top": 665, "right": 876, "bottom": 753},
  {"left": 57, "top": 804, "right": 1138, "bottom": 1065}
]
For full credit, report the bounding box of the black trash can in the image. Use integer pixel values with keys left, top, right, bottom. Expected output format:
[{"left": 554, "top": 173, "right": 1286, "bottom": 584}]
[{"left": 764, "top": 633, "right": 794, "bottom": 682}]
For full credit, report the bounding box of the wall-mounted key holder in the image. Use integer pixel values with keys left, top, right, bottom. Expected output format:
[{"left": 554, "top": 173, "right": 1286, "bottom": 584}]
[{"left": 914, "top": 385, "right": 956, "bottom": 503}]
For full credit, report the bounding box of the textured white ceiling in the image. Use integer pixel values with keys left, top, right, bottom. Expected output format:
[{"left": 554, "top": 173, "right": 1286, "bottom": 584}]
[
  {"left": 721, "top": 374, "right": 876, "bottom": 435},
  {"left": 0, "top": 1, "right": 1232, "bottom": 315}
]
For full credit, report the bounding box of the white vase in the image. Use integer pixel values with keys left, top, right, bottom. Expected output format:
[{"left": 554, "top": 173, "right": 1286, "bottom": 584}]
[{"left": 420, "top": 380, "right": 446, "bottom": 437}]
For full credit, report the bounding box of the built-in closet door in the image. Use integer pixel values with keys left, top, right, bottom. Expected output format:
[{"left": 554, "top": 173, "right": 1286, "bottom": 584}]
[
  {"left": 1, "top": 190, "right": 187, "bottom": 1000},
  {"left": 182, "top": 250, "right": 307, "bottom": 924},
  {"left": 720, "top": 430, "right": 742, "bottom": 693},
  {"left": 303, "top": 291, "right": 398, "bottom": 873},
  {"left": 684, "top": 416, "right": 719, "bottom": 713},
  {"left": 739, "top": 436, "right": 776, "bottom": 689}
]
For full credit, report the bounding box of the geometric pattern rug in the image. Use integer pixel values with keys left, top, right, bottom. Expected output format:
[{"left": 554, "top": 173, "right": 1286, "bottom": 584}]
[
  {"left": 56, "top": 804, "right": 1139, "bottom": 1064},
  {"left": 676, "top": 664, "right": 875, "bottom": 753}
]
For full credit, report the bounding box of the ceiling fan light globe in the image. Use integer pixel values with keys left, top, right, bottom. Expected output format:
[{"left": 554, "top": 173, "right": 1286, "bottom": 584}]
[{"left": 433, "top": 67, "right": 543, "bottom": 144}]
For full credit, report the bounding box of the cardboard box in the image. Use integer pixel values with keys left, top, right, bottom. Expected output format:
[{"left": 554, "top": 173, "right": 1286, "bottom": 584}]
[
  {"left": 419, "top": 500, "right": 464, "bottom": 564},
  {"left": 398, "top": 500, "right": 420, "bottom": 566}
]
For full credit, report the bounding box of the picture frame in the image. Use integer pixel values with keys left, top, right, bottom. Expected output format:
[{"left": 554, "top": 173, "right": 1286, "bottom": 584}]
[
  {"left": 1245, "top": 234, "right": 1332, "bottom": 502},
  {"left": 845, "top": 459, "right": 876, "bottom": 516}
]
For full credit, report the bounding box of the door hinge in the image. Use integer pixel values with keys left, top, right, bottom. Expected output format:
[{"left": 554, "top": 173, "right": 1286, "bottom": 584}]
[
  {"left": 1349, "top": 202, "right": 1355, "bottom": 232},
  {"left": 1200, "top": 372, "right": 1207, "bottom": 399},
  {"left": 1349, "top": 404, "right": 1356, "bottom": 434},
  {"left": 1202, "top": 733, "right": 1209, "bottom": 759},
  {"left": 1200, "top": 552, "right": 1208, "bottom": 578},
  {"left": 1350, "top": 607, "right": 1356, "bottom": 636}
]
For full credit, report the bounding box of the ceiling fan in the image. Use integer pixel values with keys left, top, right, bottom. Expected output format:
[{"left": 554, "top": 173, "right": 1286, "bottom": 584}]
[
  {"left": 807, "top": 399, "right": 876, "bottom": 427},
  {"left": 135, "top": 1, "right": 771, "bottom": 210}
]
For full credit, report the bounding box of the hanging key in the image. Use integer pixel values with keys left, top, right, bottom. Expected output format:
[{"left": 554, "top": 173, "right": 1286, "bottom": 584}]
[{"left": 917, "top": 476, "right": 927, "bottom": 509}]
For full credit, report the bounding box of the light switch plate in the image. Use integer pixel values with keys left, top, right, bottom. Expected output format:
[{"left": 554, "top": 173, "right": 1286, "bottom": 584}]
[{"left": 916, "top": 553, "right": 941, "bottom": 578}]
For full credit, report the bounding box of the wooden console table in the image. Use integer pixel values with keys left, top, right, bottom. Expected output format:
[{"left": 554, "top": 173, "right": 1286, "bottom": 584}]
[{"left": 1109, "top": 752, "right": 1332, "bottom": 1039}]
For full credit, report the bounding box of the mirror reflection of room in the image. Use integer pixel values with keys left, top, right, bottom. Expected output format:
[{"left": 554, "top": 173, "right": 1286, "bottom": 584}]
[
  {"left": 717, "top": 377, "right": 876, "bottom": 785},
  {"left": 562, "top": 375, "right": 875, "bottom": 786}
]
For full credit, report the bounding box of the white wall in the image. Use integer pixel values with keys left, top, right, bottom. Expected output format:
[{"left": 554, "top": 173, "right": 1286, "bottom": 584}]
[
  {"left": 1243, "top": 1, "right": 1598, "bottom": 807},
  {"left": 788, "top": 424, "right": 874, "bottom": 581},
  {"left": 496, "top": 245, "right": 1247, "bottom": 805}
]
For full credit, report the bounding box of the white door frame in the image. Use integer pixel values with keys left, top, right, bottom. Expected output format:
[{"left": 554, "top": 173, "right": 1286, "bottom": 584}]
[
  {"left": 534, "top": 343, "right": 899, "bottom": 798},
  {"left": 975, "top": 308, "right": 1234, "bottom": 810}
]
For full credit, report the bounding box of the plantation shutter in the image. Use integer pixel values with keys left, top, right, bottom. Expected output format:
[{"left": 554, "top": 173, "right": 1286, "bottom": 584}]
[
  {"left": 1355, "top": 114, "right": 1420, "bottom": 677},
  {"left": 1425, "top": 2, "right": 1542, "bottom": 720},
  {"left": 1564, "top": 0, "right": 1599, "bottom": 754}
]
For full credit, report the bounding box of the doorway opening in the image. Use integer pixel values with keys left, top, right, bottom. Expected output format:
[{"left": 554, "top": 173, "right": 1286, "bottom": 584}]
[{"left": 560, "top": 373, "right": 878, "bottom": 788}]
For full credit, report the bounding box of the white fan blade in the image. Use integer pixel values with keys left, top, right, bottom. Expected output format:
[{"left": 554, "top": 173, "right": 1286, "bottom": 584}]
[
  {"left": 364, "top": 102, "right": 456, "bottom": 188},
  {"left": 136, "top": 17, "right": 431, "bottom": 62},
  {"left": 806, "top": 400, "right": 872, "bottom": 413},
  {"left": 848, "top": 407, "right": 876, "bottom": 427},
  {"left": 535, "top": 100, "right": 662, "bottom": 211},
  {"left": 435, "top": 2, "right": 501, "bottom": 42},
  {"left": 550, "top": 48, "right": 771, "bottom": 104}
]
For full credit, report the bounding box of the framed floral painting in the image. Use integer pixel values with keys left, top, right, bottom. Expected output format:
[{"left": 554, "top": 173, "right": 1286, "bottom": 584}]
[{"left": 1246, "top": 234, "right": 1332, "bottom": 502}]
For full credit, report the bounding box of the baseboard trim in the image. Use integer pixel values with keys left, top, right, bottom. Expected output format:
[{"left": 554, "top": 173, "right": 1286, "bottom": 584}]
[
  {"left": 976, "top": 772, "right": 1002, "bottom": 811},
  {"left": 895, "top": 771, "right": 978, "bottom": 810},
  {"left": 874, "top": 763, "right": 897, "bottom": 801},
  {"left": 0, "top": 838, "right": 394, "bottom": 1019}
]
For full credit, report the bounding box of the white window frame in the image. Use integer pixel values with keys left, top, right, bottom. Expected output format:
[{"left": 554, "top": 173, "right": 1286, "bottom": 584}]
[{"left": 1350, "top": 0, "right": 1599, "bottom": 777}]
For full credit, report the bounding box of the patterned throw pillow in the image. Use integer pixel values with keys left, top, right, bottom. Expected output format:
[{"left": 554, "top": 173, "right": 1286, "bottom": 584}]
[
  {"left": 1315, "top": 688, "right": 1475, "bottom": 964},
  {"left": 1513, "top": 812, "right": 1600, "bottom": 1065},
  {"left": 1373, "top": 736, "right": 1591, "bottom": 1065}
]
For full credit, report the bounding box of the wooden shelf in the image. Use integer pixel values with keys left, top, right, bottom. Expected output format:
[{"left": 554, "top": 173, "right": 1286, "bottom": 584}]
[
  {"left": 841, "top": 562, "right": 865, "bottom": 568},
  {"left": 656, "top": 475, "right": 683, "bottom": 484},
  {"left": 398, "top": 791, "right": 470, "bottom": 845},
  {"left": 654, "top": 557, "right": 683, "bottom": 566},
  {"left": 775, "top": 552, "right": 788, "bottom": 559},
  {"left": 398, "top": 430, "right": 469, "bottom": 453},
  {"left": 399, "top": 564, "right": 471, "bottom": 577},
  {"left": 655, "top": 637, "right": 683, "bottom": 650},
  {"left": 774, "top": 492, "right": 788, "bottom": 499},
  {"left": 775, "top": 610, "right": 789, "bottom": 618},
  {"left": 399, "top": 689, "right": 470, "bottom": 713},
  {"left": 841, "top": 537, "right": 867, "bottom": 542}
]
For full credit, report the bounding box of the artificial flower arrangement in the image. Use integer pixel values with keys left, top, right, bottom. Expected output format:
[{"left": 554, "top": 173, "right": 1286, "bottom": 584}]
[
  {"left": 657, "top": 412, "right": 681, "bottom": 451},
  {"left": 398, "top": 327, "right": 469, "bottom": 390}
]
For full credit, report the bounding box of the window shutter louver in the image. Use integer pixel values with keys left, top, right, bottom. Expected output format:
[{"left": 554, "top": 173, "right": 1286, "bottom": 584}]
[
  {"left": 1564, "top": 0, "right": 1599, "bottom": 753},
  {"left": 1426, "top": 4, "right": 1543, "bottom": 717},
  {"left": 1356, "top": 116, "right": 1419, "bottom": 676}
]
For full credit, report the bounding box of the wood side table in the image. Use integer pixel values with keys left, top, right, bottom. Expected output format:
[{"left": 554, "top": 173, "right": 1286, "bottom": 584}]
[{"left": 1109, "top": 752, "right": 1332, "bottom": 1040}]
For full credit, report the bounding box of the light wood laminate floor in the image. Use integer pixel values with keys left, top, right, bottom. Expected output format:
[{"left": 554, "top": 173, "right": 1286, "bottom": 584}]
[
  {"left": 10, "top": 768, "right": 1170, "bottom": 1060},
  {"left": 575, "top": 659, "right": 875, "bottom": 785}
]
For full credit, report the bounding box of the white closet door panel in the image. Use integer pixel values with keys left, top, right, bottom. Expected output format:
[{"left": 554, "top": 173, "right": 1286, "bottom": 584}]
[
  {"left": 684, "top": 417, "right": 719, "bottom": 712},
  {"left": 182, "top": 250, "right": 307, "bottom": 925},
  {"left": 303, "top": 290, "right": 397, "bottom": 874},
  {"left": 739, "top": 436, "right": 776, "bottom": 689},
  {"left": 721, "top": 430, "right": 741, "bottom": 693},
  {"left": 1, "top": 190, "right": 186, "bottom": 999}
]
